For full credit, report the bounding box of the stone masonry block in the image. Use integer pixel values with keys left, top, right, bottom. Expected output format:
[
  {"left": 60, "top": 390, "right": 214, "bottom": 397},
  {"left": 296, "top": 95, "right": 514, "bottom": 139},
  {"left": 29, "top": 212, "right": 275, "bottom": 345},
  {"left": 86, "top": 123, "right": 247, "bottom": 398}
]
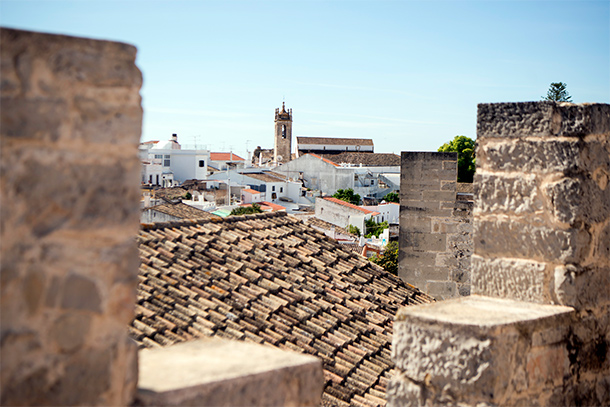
[
  {"left": 477, "top": 138, "right": 582, "bottom": 174},
  {"left": 474, "top": 218, "right": 587, "bottom": 264},
  {"left": 474, "top": 173, "right": 544, "bottom": 216},
  {"left": 405, "top": 232, "right": 446, "bottom": 252},
  {"left": 477, "top": 102, "right": 610, "bottom": 139},
  {"left": 471, "top": 255, "right": 547, "bottom": 303},
  {"left": 425, "top": 281, "right": 457, "bottom": 300},
  {"left": 137, "top": 338, "right": 323, "bottom": 406},
  {"left": 390, "top": 296, "right": 574, "bottom": 407}
]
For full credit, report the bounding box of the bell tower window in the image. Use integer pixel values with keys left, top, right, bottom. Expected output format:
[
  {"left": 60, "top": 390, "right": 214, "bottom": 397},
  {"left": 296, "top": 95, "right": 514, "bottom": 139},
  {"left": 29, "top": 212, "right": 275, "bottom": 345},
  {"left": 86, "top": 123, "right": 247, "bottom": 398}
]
[{"left": 282, "top": 125, "right": 286, "bottom": 139}]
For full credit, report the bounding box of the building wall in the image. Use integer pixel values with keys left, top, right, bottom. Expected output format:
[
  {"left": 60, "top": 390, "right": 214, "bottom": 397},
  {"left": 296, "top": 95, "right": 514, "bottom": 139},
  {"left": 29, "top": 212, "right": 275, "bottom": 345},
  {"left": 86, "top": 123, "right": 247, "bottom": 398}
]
[
  {"left": 398, "top": 152, "right": 473, "bottom": 300},
  {"left": 315, "top": 198, "right": 368, "bottom": 232},
  {"left": 275, "top": 154, "right": 354, "bottom": 195},
  {"left": 0, "top": 28, "right": 142, "bottom": 405}
]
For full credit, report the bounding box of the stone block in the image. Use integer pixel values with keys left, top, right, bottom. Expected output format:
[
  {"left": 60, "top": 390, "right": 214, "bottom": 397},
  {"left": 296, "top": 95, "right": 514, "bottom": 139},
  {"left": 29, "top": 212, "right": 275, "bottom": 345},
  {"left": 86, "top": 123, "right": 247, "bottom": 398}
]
[
  {"left": 474, "top": 218, "right": 586, "bottom": 263},
  {"left": 400, "top": 216, "right": 431, "bottom": 233},
  {"left": 471, "top": 255, "right": 548, "bottom": 303},
  {"left": 477, "top": 102, "right": 610, "bottom": 139},
  {"left": 425, "top": 281, "right": 457, "bottom": 300},
  {"left": 477, "top": 138, "right": 582, "bottom": 174},
  {"left": 422, "top": 190, "right": 456, "bottom": 203},
  {"left": 405, "top": 232, "right": 446, "bottom": 252},
  {"left": 137, "top": 338, "right": 324, "bottom": 406},
  {"left": 474, "top": 173, "right": 544, "bottom": 215},
  {"left": 390, "top": 296, "right": 574, "bottom": 407}
]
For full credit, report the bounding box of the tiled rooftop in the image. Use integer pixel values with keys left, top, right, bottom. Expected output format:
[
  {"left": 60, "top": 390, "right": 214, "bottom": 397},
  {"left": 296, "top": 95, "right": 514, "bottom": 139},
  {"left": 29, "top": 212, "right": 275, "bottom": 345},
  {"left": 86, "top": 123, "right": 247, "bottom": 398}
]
[
  {"left": 145, "top": 202, "right": 222, "bottom": 221},
  {"left": 305, "top": 217, "right": 357, "bottom": 238},
  {"left": 241, "top": 172, "right": 287, "bottom": 183},
  {"left": 322, "top": 197, "right": 376, "bottom": 214},
  {"left": 297, "top": 137, "right": 375, "bottom": 146},
  {"left": 132, "top": 212, "right": 433, "bottom": 406},
  {"left": 321, "top": 152, "right": 401, "bottom": 167},
  {"left": 210, "top": 152, "right": 245, "bottom": 161}
]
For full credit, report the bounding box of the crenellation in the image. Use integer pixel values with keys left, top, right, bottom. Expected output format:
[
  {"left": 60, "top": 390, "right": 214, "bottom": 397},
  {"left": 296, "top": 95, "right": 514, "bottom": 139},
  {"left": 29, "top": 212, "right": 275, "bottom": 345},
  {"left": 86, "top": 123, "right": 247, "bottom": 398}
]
[
  {"left": 399, "top": 151, "right": 473, "bottom": 300},
  {"left": 392, "top": 102, "right": 610, "bottom": 406},
  {"left": 1, "top": 28, "right": 142, "bottom": 406}
]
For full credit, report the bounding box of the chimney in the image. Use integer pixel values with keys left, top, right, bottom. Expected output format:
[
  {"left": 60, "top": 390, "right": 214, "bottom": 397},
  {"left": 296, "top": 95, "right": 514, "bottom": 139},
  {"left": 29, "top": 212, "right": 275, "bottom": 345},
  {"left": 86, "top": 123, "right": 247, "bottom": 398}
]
[{"left": 171, "top": 133, "right": 178, "bottom": 142}]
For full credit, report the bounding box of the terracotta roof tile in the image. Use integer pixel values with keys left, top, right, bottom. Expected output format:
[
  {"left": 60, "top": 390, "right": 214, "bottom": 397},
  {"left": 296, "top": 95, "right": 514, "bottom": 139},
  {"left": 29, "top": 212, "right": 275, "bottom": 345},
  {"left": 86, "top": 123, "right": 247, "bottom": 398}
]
[
  {"left": 297, "top": 137, "right": 374, "bottom": 146},
  {"left": 132, "top": 211, "right": 433, "bottom": 405}
]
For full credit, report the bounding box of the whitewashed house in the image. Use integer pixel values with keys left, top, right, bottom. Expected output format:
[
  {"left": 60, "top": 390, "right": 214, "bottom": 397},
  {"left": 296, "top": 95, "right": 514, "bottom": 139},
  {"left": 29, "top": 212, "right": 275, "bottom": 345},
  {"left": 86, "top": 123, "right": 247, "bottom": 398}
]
[{"left": 140, "top": 134, "right": 210, "bottom": 185}]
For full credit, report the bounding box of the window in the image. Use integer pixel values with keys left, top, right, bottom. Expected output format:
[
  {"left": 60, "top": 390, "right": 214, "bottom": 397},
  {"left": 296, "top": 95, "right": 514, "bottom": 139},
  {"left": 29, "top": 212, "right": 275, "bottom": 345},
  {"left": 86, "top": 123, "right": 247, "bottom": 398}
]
[
  {"left": 272, "top": 193, "right": 277, "bottom": 200},
  {"left": 371, "top": 180, "right": 375, "bottom": 185},
  {"left": 280, "top": 187, "right": 283, "bottom": 193},
  {"left": 149, "top": 175, "right": 152, "bottom": 183},
  {"left": 199, "top": 160, "right": 205, "bottom": 168},
  {"left": 272, "top": 186, "right": 275, "bottom": 191},
  {"left": 282, "top": 125, "right": 286, "bottom": 139},
  {"left": 154, "top": 154, "right": 163, "bottom": 159},
  {"left": 156, "top": 175, "right": 159, "bottom": 185},
  {"left": 164, "top": 155, "right": 170, "bottom": 167}
]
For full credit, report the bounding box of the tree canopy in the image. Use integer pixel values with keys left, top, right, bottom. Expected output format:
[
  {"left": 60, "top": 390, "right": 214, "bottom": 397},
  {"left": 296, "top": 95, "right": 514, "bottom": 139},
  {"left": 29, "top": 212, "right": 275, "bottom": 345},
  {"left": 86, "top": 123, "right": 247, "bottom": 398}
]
[
  {"left": 438, "top": 135, "right": 476, "bottom": 183},
  {"left": 364, "top": 218, "right": 388, "bottom": 238},
  {"left": 383, "top": 191, "right": 399, "bottom": 203},
  {"left": 230, "top": 203, "right": 263, "bottom": 216},
  {"left": 370, "top": 241, "right": 398, "bottom": 275},
  {"left": 332, "top": 188, "right": 361, "bottom": 205},
  {"left": 542, "top": 82, "right": 572, "bottom": 102}
]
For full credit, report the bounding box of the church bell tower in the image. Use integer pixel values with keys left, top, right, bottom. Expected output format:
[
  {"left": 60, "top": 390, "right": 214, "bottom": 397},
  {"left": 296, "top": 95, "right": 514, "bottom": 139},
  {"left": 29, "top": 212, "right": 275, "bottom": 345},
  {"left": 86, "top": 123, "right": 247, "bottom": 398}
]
[{"left": 274, "top": 102, "right": 292, "bottom": 164}]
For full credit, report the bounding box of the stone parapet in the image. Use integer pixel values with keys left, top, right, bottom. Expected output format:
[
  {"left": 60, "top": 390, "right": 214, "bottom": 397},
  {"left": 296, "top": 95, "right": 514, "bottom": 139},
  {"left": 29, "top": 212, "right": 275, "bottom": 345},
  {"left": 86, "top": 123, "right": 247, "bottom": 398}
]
[
  {"left": 0, "top": 28, "right": 142, "bottom": 405},
  {"left": 399, "top": 152, "right": 473, "bottom": 299},
  {"left": 388, "top": 296, "right": 574, "bottom": 406},
  {"left": 136, "top": 338, "right": 324, "bottom": 406}
]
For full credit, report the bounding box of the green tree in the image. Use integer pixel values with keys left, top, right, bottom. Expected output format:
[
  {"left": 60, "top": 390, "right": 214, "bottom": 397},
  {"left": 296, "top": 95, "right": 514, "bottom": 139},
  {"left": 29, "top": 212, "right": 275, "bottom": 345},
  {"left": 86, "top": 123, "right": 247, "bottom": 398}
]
[
  {"left": 347, "top": 224, "right": 361, "bottom": 236},
  {"left": 333, "top": 188, "right": 361, "bottom": 205},
  {"left": 383, "top": 191, "right": 399, "bottom": 203},
  {"left": 183, "top": 191, "right": 192, "bottom": 200},
  {"left": 370, "top": 241, "right": 398, "bottom": 275},
  {"left": 438, "top": 135, "right": 476, "bottom": 183},
  {"left": 542, "top": 82, "right": 572, "bottom": 102},
  {"left": 364, "top": 218, "right": 389, "bottom": 238},
  {"left": 230, "top": 203, "right": 263, "bottom": 216}
]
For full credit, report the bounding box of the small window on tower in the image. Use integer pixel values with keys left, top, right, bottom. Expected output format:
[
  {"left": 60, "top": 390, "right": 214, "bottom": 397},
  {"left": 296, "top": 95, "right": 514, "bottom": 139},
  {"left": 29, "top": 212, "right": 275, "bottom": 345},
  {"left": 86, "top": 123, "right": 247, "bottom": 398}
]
[
  {"left": 199, "top": 160, "right": 205, "bottom": 168},
  {"left": 282, "top": 125, "right": 286, "bottom": 139}
]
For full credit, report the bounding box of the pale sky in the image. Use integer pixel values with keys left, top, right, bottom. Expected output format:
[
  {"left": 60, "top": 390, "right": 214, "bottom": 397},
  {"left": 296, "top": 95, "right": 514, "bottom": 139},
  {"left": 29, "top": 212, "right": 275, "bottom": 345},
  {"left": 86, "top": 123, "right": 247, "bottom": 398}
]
[{"left": 2, "top": 0, "right": 609, "bottom": 159}]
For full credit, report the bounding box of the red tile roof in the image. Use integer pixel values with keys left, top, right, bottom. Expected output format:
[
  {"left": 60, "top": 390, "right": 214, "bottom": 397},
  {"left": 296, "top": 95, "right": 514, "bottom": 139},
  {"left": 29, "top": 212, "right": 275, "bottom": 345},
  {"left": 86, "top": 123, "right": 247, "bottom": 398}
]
[
  {"left": 210, "top": 152, "right": 245, "bottom": 161},
  {"left": 297, "top": 137, "right": 374, "bottom": 146},
  {"left": 258, "top": 201, "right": 286, "bottom": 212},
  {"left": 132, "top": 212, "right": 433, "bottom": 406},
  {"left": 241, "top": 188, "right": 260, "bottom": 195},
  {"left": 322, "top": 197, "right": 375, "bottom": 214},
  {"left": 309, "top": 154, "right": 339, "bottom": 167}
]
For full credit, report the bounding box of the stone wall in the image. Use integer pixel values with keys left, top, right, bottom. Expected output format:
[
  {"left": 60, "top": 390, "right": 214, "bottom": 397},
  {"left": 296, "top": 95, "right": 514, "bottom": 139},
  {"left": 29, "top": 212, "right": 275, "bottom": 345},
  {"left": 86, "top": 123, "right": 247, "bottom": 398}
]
[
  {"left": 473, "top": 102, "right": 610, "bottom": 404},
  {"left": 0, "top": 28, "right": 143, "bottom": 405},
  {"left": 399, "top": 152, "right": 473, "bottom": 300},
  {"left": 389, "top": 102, "right": 610, "bottom": 406}
]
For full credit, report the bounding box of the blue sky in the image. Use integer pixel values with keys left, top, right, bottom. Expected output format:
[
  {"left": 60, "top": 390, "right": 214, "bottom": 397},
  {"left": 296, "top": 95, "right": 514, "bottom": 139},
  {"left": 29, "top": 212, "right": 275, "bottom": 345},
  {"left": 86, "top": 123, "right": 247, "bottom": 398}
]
[{"left": 2, "top": 0, "right": 608, "bottom": 159}]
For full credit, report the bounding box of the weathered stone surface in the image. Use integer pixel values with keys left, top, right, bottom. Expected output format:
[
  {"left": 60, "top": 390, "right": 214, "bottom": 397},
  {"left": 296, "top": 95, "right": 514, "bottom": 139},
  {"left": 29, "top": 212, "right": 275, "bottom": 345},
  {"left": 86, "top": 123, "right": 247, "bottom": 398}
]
[
  {"left": 390, "top": 296, "right": 574, "bottom": 406},
  {"left": 49, "top": 313, "right": 91, "bottom": 353},
  {"left": 477, "top": 138, "right": 582, "bottom": 174},
  {"left": 1, "top": 28, "right": 142, "bottom": 406},
  {"left": 400, "top": 151, "right": 473, "bottom": 300},
  {"left": 474, "top": 218, "right": 586, "bottom": 263},
  {"left": 60, "top": 274, "right": 102, "bottom": 313},
  {"left": 475, "top": 173, "right": 544, "bottom": 215},
  {"left": 477, "top": 102, "right": 610, "bottom": 139},
  {"left": 137, "top": 338, "right": 324, "bottom": 407},
  {"left": 471, "top": 255, "right": 547, "bottom": 303}
]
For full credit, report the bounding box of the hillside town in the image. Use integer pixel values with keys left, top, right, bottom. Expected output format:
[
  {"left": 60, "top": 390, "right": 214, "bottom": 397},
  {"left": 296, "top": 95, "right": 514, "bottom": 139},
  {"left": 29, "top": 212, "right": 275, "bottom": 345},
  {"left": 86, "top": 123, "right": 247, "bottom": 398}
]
[
  {"left": 1, "top": 25, "right": 609, "bottom": 407},
  {"left": 138, "top": 102, "right": 405, "bottom": 258}
]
